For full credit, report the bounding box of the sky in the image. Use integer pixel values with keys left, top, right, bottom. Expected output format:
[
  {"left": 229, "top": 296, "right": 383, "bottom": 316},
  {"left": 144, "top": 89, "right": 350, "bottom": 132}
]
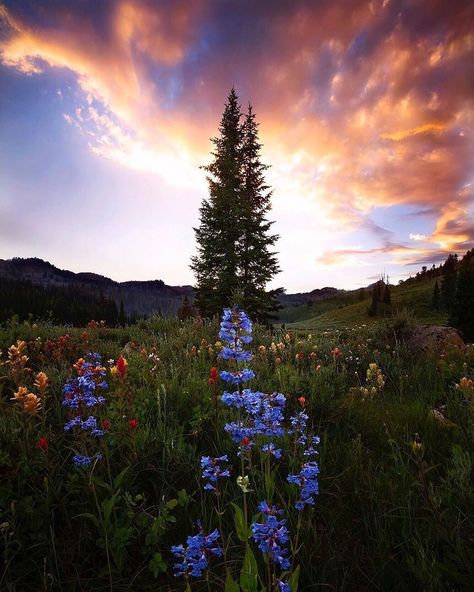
[{"left": 0, "top": 0, "right": 473, "bottom": 291}]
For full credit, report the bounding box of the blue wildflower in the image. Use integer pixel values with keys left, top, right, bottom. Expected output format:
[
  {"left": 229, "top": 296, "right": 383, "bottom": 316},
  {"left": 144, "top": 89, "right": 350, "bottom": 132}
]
[
  {"left": 261, "top": 443, "right": 282, "bottom": 459},
  {"left": 171, "top": 524, "right": 222, "bottom": 578},
  {"left": 220, "top": 368, "right": 255, "bottom": 385},
  {"left": 200, "top": 455, "right": 231, "bottom": 491},
  {"left": 278, "top": 581, "right": 291, "bottom": 592},
  {"left": 72, "top": 452, "right": 103, "bottom": 467},
  {"left": 252, "top": 501, "right": 290, "bottom": 570},
  {"left": 287, "top": 460, "right": 320, "bottom": 510}
]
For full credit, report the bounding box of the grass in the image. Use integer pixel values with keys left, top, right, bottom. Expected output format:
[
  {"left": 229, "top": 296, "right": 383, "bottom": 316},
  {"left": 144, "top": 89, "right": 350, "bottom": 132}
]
[
  {"left": 279, "top": 277, "right": 448, "bottom": 331},
  {"left": 0, "top": 313, "right": 472, "bottom": 591}
]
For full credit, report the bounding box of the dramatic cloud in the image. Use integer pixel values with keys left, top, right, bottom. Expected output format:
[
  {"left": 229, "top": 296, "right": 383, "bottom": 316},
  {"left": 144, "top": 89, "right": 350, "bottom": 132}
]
[{"left": 1, "top": 0, "right": 473, "bottom": 287}]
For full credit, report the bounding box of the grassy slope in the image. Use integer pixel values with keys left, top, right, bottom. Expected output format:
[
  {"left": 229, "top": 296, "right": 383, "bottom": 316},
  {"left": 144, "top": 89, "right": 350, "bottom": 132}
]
[{"left": 282, "top": 277, "right": 448, "bottom": 331}]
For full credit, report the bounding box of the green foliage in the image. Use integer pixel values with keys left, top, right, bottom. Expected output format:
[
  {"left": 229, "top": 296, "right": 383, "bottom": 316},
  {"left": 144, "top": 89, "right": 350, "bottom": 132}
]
[
  {"left": 450, "top": 248, "right": 474, "bottom": 340},
  {"left": 0, "top": 314, "right": 473, "bottom": 590},
  {"left": 441, "top": 253, "right": 458, "bottom": 314}
]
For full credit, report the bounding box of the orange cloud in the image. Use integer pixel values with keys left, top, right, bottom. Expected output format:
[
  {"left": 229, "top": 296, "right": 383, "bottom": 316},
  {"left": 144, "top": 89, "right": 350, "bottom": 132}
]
[{"left": 1, "top": 0, "right": 473, "bottom": 277}]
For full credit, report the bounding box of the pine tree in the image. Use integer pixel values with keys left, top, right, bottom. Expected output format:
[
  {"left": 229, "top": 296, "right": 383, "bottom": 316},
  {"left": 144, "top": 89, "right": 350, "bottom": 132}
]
[
  {"left": 191, "top": 88, "right": 243, "bottom": 317},
  {"left": 191, "top": 89, "right": 281, "bottom": 320},
  {"left": 118, "top": 300, "right": 126, "bottom": 326},
  {"left": 239, "top": 104, "right": 282, "bottom": 321},
  {"left": 441, "top": 253, "right": 458, "bottom": 313},
  {"left": 382, "top": 283, "right": 391, "bottom": 305},
  {"left": 177, "top": 295, "right": 196, "bottom": 320},
  {"left": 450, "top": 249, "right": 474, "bottom": 341},
  {"left": 432, "top": 279, "right": 440, "bottom": 310},
  {"left": 368, "top": 283, "right": 379, "bottom": 317}
]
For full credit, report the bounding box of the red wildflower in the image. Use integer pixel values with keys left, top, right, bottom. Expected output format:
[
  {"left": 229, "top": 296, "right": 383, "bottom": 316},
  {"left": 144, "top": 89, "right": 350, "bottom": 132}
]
[
  {"left": 241, "top": 436, "right": 251, "bottom": 447},
  {"left": 128, "top": 418, "right": 138, "bottom": 430},
  {"left": 208, "top": 366, "right": 219, "bottom": 385},
  {"left": 103, "top": 419, "right": 110, "bottom": 430},
  {"left": 298, "top": 396, "right": 306, "bottom": 407},
  {"left": 331, "top": 347, "right": 342, "bottom": 358},
  {"left": 37, "top": 437, "right": 48, "bottom": 451},
  {"left": 116, "top": 355, "right": 128, "bottom": 378}
]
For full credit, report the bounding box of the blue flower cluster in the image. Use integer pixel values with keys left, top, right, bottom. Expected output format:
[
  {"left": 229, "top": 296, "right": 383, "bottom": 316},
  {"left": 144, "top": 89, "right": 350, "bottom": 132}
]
[
  {"left": 219, "top": 308, "right": 253, "bottom": 345},
  {"left": 62, "top": 352, "right": 107, "bottom": 467},
  {"left": 251, "top": 501, "right": 290, "bottom": 570},
  {"left": 201, "top": 455, "right": 231, "bottom": 492},
  {"left": 287, "top": 460, "right": 320, "bottom": 510},
  {"left": 72, "top": 452, "right": 103, "bottom": 467},
  {"left": 64, "top": 415, "right": 104, "bottom": 438},
  {"left": 171, "top": 523, "right": 222, "bottom": 577}
]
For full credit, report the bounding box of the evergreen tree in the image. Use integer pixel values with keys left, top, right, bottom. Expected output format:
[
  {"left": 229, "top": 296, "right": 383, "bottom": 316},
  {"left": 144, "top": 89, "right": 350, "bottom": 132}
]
[
  {"left": 177, "top": 295, "right": 196, "bottom": 320},
  {"left": 191, "top": 88, "right": 243, "bottom": 317},
  {"left": 239, "top": 103, "right": 282, "bottom": 321},
  {"left": 432, "top": 279, "right": 440, "bottom": 310},
  {"left": 368, "top": 283, "right": 379, "bottom": 317},
  {"left": 191, "top": 89, "right": 281, "bottom": 320},
  {"left": 450, "top": 249, "right": 474, "bottom": 341},
  {"left": 118, "top": 300, "right": 126, "bottom": 326},
  {"left": 382, "top": 283, "right": 391, "bottom": 305},
  {"left": 441, "top": 253, "right": 458, "bottom": 313}
]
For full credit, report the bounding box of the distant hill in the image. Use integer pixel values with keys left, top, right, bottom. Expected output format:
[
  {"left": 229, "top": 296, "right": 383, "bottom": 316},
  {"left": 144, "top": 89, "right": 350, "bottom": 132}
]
[
  {"left": 0, "top": 258, "right": 194, "bottom": 318},
  {"left": 0, "top": 257, "right": 345, "bottom": 319},
  {"left": 285, "top": 277, "right": 447, "bottom": 331}
]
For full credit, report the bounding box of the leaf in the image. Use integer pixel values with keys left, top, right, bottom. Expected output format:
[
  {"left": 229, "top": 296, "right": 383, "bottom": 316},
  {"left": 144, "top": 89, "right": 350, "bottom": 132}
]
[
  {"left": 91, "top": 476, "right": 111, "bottom": 493},
  {"left": 239, "top": 545, "right": 258, "bottom": 592},
  {"left": 231, "top": 502, "right": 249, "bottom": 542},
  {"left": 166, "top": 498, "right": 178, "bottom": 509},
  {"left": 75, "top": 512, "right": 99, "bottom": 527},
  {"left": 225, "top": 569, "right": 240, "bottom": 592},
  {"left": 102, "top": 491, "right": 120, "bottom": 527},
  {"left": 289, "top": 564, "right": 300, "bottom": 592},
  {"left": 113, "top": 467, "right": 129, "bottom": 490}
]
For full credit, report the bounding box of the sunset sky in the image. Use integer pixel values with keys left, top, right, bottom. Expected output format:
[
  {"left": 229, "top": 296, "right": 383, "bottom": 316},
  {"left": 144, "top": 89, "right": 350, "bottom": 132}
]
[{"left": 0, "top": 0, "right": 473, "bottom": 291}]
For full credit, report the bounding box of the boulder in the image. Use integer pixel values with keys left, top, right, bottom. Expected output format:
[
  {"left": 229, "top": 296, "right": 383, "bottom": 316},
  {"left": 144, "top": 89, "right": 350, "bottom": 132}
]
[{"left": 407, "top": 325, "right": 464, "bottom": 353}]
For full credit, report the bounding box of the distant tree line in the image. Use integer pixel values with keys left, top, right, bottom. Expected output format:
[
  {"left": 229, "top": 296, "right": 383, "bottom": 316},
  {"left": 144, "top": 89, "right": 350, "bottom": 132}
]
[
  {"left": 437, "top": 250, "right": 474, "bottom": 340},
  {"left": 0, "top": 279, "right": 121, "bottom": 326}
]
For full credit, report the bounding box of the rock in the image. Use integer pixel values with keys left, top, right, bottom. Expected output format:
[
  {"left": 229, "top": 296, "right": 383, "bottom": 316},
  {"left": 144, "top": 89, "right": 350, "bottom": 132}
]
[{"left": 407, "top": 325, "right": 464, "bottom": 353}]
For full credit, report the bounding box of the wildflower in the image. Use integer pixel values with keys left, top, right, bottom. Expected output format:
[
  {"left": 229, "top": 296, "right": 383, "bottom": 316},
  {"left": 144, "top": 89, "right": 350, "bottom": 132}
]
[
  {"left": 219, "top": 307, "right": 252, "bottom": 345},
  {"left": 220, "top": 368, "right": 255, "bottom": 385},
  {"left": 116, "top": 355, "right": 128, "bottom": 378},
  {"left": 103, "top": 419, "right": 110, "bottom": 430},
  {"left": 287, "top": 460, "right": 320, "bottom": 510},
  {"left": 37, "top": 437, "right": 48, "bottom": 451},
  {"left": 252, "top": 501, "right": 290, "bottom": 569},
  {"left": 128, "top": 418, "right": 138, "bottom": 430},
  {"left": 331, "top": 347, "right": 341, "bottom": 359},
  {"left": 171, "top": 524, "right": 222, "bottom": 578},
  {"left": 72, "top": 452, "right": 103, "bottom": 467},
  {"left": 277, "top": 580, "right": 291, "bottom": 592},
  {"left": 34, "top": 371, "right": 49, "bottom": 395},
  {"left": 298, "top": 396, "right": 306, "bottom": 407},
  {"left": 237, "top": 475, "right": 251, "bottom": 492},
  {"left": 261, "top": 443, "right": 282, "bottom": 459},
  {"left": 310, "top": 351, "right": 317, "bottom": 360},
  {"left": 64, "top": 415, "right": 104, "bottom": 437},
  {"left": 200, "top": 455, "right": 230, "bottom": 491},
  {"left": 241, "top": 436, "right": 252, "bottom": 447},
  {"left": 208, "top": 366, "right": 219, "bottom": 385},
  {"left": 14, "top": 390, "right": 42, "bottom": 415}
]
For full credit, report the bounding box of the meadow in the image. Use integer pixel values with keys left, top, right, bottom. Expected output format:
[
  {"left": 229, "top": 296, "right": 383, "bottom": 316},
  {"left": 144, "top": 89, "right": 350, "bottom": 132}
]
[{"left": 0, "top": 310, "right": 473, "bottom": 591}]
